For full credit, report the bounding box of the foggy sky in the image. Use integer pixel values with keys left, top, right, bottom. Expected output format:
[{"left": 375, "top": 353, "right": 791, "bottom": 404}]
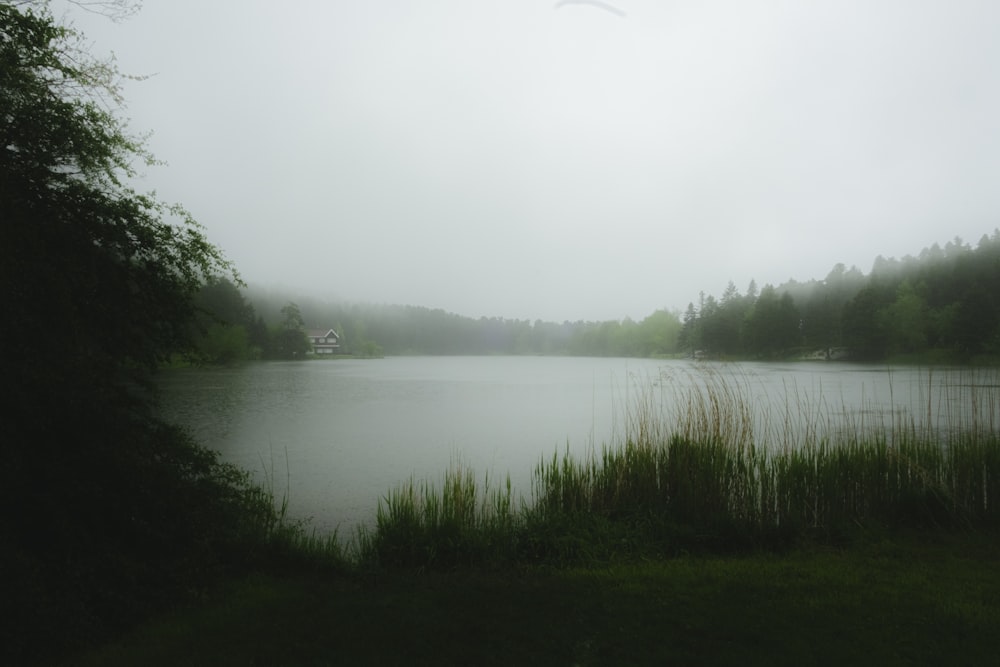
[{"left": 68, "top": 0, "right": 1000, "bottom": 322}]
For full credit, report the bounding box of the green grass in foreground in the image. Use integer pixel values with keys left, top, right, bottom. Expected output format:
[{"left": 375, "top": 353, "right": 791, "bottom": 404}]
[
  {"left": 51, "top": 368, "right": 1000, "bottom": 665},
  {"left": 73, "top": 532, "right": 1000, "bottom": 666}
]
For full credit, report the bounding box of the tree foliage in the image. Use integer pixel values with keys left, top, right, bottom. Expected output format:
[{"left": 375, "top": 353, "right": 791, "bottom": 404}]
[
  {"left": 244, "top": 229, "right": 999, "bottom": 363},
  {"left": 1, "top": 4, "right": 276, "bottom": 661},
  {"left": 190, "top": 277, "right": 265, "bottom": 363},
  {"left": 677, "top": 232, "right": 1000, "bottom": 361},
  {"left": 1, "top": 1, "right": 233, "bottom": 382},
  {"left": 245, "top": 287, "right": 684, "bottom": 358},
  {"left": 744, "top": 286, "right": 799, "bottom": 358}
]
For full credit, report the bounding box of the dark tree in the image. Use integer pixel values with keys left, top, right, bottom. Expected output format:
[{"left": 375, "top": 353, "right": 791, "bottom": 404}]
[
  {"left": 745, "top": 285, "right": 800, "bottom": 358},
  {"left": 190, "top": 277, "right": 260, "bottom": 363},
  {"left": 267, "top": 301, "right": 311, "bottom": 358},
  {"left": 1, "top": 4, "right": 271, "bottom": 661},
  {"left": 842, "top": 285, "right": 891, "bottom": 359},
  {"left": 678, "top": 301, "right": 701, "bottom": 354},
  {"left": 1, "top": 2, "right": 233, "bottom": 384}
]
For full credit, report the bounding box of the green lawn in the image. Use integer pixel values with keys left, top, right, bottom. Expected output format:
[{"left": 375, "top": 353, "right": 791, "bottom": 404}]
[{"left": 72, "top": 533, "right": 1000, "bottom": 667}]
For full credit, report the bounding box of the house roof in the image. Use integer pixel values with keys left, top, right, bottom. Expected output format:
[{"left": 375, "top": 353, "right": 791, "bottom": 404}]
[{"left": 306, "top": 328, "right": 338, "bottom": 339}]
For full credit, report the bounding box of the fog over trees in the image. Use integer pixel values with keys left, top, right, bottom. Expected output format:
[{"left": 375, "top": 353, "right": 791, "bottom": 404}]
[
  {"left": 200, "top": 281, "right": 684, "bottom": 359},
  {"left": 186, "top": 231, "right": 1000, "bottom": 363},
  {"left": 679, "top": 233, "right": 1000, "bottom": 361}
]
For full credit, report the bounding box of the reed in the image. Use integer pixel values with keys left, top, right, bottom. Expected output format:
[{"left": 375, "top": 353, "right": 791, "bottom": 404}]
[
  {"left": 354, "top": 460, "right": 520, "bottom": 568},
  {"left": 533, "top": 368, "right": 999, "bottom": 540},
  {"left": 360, "top": 367, "right": 1000, "bottom": 568}
]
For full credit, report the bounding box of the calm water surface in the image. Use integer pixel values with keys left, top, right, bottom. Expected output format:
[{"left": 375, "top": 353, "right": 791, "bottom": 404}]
[{"left": 156, "top": 357, "right": 998, "bottom": 535}]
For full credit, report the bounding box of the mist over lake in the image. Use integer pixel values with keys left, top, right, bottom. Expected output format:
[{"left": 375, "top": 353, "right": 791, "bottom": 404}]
[{"left": 157, "top": 357, "right": 998, "bottom": 535}]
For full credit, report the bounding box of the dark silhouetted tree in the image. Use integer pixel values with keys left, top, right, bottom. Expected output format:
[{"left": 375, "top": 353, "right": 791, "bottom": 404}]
[
  {"left": 1, "top": 5, "right": 272, "bottom": 661},
  {"left": 745, "top": 285, "right": 800, "bottom": 358},
  {"left": 270, "top": 301, "right": 311, "bottom": 358},
  {"left": 191, "top": 277, "right": 259, "bottom": 362}
]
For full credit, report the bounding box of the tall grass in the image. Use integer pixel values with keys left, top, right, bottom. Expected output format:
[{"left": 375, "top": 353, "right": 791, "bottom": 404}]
[
  {"left": 357, "top": 367, "right": 1000, "bottom": 568},
  {"left": 355, "top": 461, "right": 520, "bottom": 569}
]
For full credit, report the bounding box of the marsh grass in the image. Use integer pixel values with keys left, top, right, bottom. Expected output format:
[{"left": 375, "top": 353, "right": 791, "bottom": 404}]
[
  {"left": 355, "top": 462, "right": 520, "bottom": 569},
  {"left": 358, "top": 367, "right": 1000, "bottom": 569}
]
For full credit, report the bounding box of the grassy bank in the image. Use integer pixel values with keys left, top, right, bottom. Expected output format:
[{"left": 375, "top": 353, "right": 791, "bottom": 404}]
[
  {"left": 74, "top": 532, "right": 1000, "bottom": 666},
  {"left": 356, "top": 368, "right": 999, "bottom": 569}
]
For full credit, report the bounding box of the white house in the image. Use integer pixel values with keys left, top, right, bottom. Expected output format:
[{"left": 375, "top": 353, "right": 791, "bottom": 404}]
[{"left": 306, "top": 328, "right": 341, "bottom": 354}]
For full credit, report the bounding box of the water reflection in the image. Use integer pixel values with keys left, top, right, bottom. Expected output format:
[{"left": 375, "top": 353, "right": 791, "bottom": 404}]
[{"left": 156, "top": 358, "right": 998, "bottom": 535}]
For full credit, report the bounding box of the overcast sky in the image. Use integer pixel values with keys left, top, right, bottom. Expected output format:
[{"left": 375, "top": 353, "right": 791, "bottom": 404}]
[{"left": 67, "top": 0, "right": 1000, "bottom": 322}]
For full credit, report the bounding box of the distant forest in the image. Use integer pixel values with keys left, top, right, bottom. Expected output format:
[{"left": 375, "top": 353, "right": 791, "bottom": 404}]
[{"left": 191, "top": 231, "right": 1000, "bottom": 363}]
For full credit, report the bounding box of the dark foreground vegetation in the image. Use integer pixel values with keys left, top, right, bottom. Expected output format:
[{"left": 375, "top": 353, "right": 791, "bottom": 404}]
[
  {"left": 1, "top": 2, "right": 312, "bottom": 663},
  {"left": 3, "top": 3, "right": 999, "bottom": 665},
  {"left": 72, "top": 374, "right": 1000, "bottom": 665},
  {"left": 74, "top": 534, "right": 1000, "bottom": 666}
]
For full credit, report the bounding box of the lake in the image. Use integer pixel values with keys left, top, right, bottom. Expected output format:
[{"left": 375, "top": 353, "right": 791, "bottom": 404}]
[{"left": 156, "top": 357, "right": 998, "bottom": 535}]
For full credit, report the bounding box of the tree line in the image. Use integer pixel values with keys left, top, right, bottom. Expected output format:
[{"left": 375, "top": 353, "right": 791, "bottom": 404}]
[
  {"left": 679, "top": 232, "right": 1000, "bottom": 361},
  {"left": 188, "top": 280, "right": 684, "bottom": 360},
  {"left": 193, "top": 231, "right": 1000, "bottom": 363},
  {"left": 188, "top": 279, "right": 319, "bottom": 362}
]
